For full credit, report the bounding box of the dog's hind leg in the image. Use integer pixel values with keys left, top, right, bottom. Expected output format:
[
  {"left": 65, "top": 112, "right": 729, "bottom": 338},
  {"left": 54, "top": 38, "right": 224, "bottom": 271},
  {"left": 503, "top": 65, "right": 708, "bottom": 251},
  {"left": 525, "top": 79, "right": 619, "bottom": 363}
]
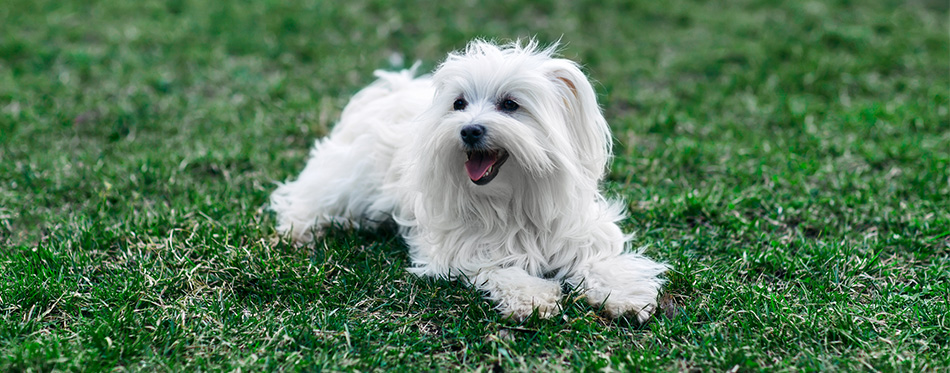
[
  {"left": 270, "top": 68, "right": 432, "bottom": 244},
  {"left": 270, "top": 134, "right": 389, "bottom": 243}
]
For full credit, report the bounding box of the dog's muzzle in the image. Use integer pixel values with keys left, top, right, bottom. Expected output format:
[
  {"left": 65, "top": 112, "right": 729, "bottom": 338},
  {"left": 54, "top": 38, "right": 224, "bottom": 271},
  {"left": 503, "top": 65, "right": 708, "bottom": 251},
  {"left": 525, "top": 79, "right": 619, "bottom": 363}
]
[
  {"left": 460, "top": 124, "right": 509, "bottom": 185},
  {"left": 465, "top": 148, "right": 509, "bottom": 185}
]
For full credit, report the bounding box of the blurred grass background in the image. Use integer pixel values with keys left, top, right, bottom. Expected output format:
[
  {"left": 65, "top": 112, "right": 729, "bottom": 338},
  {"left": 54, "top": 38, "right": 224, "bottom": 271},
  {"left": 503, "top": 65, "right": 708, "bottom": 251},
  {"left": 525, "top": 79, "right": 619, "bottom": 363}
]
[{"left": 1, "top": 0, "right": 947, "bottom": 370}]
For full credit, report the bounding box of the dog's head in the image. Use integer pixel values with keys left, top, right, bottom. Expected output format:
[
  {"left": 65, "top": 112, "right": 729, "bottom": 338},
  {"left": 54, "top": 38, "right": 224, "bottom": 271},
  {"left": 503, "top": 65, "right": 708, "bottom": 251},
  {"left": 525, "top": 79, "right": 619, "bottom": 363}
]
[{"left": 418, "top": 39, "right": 612, "bottom": 189}]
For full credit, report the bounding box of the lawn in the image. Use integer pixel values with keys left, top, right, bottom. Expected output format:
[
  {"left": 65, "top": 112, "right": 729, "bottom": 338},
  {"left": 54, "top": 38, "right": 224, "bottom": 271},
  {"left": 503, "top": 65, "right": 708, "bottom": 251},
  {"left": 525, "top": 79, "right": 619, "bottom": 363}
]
[{"left": 1, "top": 0, "right": 948, "bottom": 370}]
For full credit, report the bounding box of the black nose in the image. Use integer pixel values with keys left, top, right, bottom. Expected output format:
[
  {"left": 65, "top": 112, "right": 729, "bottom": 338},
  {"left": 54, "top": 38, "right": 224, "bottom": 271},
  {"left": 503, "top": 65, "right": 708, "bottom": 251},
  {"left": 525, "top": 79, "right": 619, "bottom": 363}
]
[{"left": 460, "top": 125, "right": 486, "bottom": 145}]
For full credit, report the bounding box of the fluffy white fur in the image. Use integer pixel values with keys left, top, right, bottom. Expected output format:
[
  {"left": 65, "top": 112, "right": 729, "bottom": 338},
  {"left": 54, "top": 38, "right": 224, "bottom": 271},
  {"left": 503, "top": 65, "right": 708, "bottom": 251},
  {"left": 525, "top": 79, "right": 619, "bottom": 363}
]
[{"left": 270, "top": 39, "right": 668, "bottom": 322}]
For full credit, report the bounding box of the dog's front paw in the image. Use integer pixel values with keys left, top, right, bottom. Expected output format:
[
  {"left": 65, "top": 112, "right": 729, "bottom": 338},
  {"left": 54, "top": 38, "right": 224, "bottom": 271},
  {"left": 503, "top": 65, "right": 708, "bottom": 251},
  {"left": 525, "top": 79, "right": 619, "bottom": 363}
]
[
  {"left": 496, "top": 283, "right": 562, "bottom": 321},
  {"left": 576, "top": 253, "right": 668, "bottom": 323},
  {"left": 596, "top": 297, "right": 657, "bottom": 323},
  {"left": 476, "top": 269, "right": 563, "bottom": 321},
  {"left": 582, "top": 279, "right": 662, "bottom": 323}
]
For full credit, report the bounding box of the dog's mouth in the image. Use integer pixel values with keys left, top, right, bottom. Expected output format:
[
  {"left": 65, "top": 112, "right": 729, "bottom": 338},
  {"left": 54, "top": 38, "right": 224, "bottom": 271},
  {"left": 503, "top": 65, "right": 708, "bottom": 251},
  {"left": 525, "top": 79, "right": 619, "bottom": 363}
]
[{"left": 465, "top": 149, "right": 509, "bottom": 185}]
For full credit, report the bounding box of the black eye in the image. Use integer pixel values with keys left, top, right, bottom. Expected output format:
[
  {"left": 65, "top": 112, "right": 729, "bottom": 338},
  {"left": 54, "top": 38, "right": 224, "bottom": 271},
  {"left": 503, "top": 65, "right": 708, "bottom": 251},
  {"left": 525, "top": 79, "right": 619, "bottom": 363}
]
[
  {"left": 453, "top": 98, "right": 467, "bottom": 111},
  {"left": 499, "top": 99, "right": 519, "bottom": 112}
]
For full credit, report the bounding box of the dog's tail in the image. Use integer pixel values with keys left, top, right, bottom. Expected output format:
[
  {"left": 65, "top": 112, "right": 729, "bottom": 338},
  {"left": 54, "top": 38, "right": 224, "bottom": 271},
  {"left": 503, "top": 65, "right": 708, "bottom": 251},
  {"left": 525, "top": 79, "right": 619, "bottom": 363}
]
[
  {"left": 371, "top": 60, "right": 424, "bottom": 88},
  {"left": 328, "top": 62, "right": 434, "bottom": 141}
]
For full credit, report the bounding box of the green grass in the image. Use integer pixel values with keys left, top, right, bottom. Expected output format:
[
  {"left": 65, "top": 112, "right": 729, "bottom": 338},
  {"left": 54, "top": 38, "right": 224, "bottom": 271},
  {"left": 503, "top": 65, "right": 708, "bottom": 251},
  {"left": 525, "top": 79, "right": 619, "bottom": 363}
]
[{"left": 1, "top": 0, "right": 948, "bottom": 370}]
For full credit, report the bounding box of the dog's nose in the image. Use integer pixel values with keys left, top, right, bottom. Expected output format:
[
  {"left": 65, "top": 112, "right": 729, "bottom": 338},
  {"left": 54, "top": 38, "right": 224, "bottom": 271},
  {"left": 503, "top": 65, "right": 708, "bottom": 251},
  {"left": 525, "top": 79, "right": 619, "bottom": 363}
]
[{"left": 460, "top": 125, "right": 486, "bottom": 145}]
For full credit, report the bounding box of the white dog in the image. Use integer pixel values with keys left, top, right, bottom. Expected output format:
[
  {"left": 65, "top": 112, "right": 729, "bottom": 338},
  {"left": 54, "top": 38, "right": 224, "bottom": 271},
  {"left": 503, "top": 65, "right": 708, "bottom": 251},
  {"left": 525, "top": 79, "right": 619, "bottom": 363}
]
[{"left": 270, "top": 39, "right": 668, "bottom": 322}]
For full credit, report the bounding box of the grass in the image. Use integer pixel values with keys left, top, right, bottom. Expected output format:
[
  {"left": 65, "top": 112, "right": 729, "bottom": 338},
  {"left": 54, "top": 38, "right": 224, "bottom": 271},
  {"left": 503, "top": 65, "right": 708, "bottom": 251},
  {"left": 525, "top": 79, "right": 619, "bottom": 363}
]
[{"left": 1, "top": 0, "right": 947, "bottom": 370}]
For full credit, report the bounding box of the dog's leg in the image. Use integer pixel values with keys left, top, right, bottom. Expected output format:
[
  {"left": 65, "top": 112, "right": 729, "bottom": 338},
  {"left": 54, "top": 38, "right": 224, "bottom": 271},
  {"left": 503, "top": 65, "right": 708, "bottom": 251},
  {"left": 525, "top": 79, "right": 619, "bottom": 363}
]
[
  {"left": 571, "top": 253, "right": 668, "bottom": 323},
  {"left": 271, "top": 71, "right": 427, "bottom": 244},
  {"left": 471, "top": 267, "right": 562, "bottom": 321},
  {"left": 270, "top": 136, "right": 388, "bottom": 243}
]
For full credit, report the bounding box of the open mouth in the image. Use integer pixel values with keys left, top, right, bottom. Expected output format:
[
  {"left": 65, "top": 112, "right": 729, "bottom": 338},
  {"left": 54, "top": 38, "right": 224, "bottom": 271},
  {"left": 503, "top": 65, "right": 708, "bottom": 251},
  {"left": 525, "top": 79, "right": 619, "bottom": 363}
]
[{"left": 464, "top": 149, "right": 509, "bottom": 185}]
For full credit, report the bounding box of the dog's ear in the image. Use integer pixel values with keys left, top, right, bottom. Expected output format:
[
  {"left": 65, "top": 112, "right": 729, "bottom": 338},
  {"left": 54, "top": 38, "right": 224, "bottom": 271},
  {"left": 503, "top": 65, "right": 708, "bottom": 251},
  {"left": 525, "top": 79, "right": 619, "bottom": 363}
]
[{"left": 543, "top": 59, "right": 612, "bottom": 180}]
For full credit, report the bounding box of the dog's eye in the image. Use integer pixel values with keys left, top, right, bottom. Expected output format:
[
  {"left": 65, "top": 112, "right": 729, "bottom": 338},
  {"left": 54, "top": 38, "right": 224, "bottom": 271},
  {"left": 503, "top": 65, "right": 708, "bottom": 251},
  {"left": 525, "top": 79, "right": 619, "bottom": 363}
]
[
  {"left": 453, "top": 98, "right": 467, "bottom": 111},
  {"left": 499, "top": 99, "right": 519, "bottom": 113}
]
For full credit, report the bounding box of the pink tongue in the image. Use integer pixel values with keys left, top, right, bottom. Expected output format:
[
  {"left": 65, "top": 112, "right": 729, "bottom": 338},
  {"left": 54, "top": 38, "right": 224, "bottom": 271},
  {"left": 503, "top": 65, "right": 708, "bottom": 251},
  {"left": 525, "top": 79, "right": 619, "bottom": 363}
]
[{"left": 465, "top": 152, "right": 497, "bottom": 181}]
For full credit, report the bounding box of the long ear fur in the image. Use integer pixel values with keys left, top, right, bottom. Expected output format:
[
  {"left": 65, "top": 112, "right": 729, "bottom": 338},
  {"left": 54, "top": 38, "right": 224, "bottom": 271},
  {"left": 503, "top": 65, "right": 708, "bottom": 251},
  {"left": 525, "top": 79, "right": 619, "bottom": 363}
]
[{"left": 542, "top": 59, "right": 613, "bottom": 181}]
